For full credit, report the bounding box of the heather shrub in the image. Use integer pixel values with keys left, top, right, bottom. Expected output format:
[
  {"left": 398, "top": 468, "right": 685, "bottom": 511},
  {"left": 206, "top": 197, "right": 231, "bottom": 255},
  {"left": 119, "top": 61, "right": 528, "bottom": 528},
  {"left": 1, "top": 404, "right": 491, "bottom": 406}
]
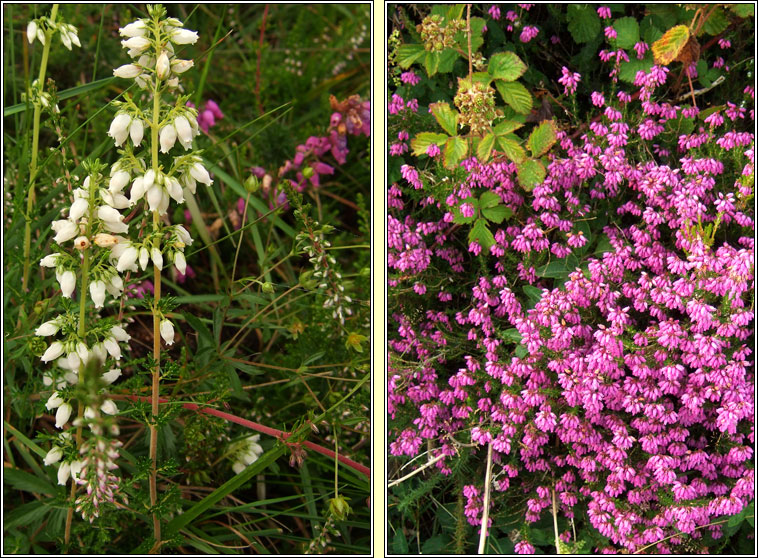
[{"left": 388, "top": 3, "right": 754, "bottom": 554}]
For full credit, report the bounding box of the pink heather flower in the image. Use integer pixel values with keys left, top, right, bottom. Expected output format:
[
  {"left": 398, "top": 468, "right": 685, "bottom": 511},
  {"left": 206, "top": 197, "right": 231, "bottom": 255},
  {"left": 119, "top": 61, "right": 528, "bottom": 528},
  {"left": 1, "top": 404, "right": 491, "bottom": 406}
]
[
  {"left": 597, "top": 6, "right": 612, "bottom": 19},
  {"left": 520, "top": 25, "right": 539, "bottom": 43},
  {"left": 406, "top": 98, "right": 419, "bottom": 112},
  {"left": 518, "top": 4, "right": 534, "bottom": 10},
  {"left": 506, "top": 10, "right": 519, "bottom": 22},
  {"left": 515, "top": 541, "right": 535, "bottom": 554},
  {"left": 604, "top": 26, "right": 617, "bottom": 40},
  {"left": 398, "top": 130, "right": 409, "bottom": 141},
  {"left": 591, "top": 91, "right": 605, "bottom": 107},
  {"left": 489, "top": 5, "right": 501, "bottom": 20},
  {"left": 558, "top": 66, "right": 581, "bottom": 96},
  {"left": 634, "top": 41, "right": 649, "bottom": 59},
  {"left": 400, "top": 71, "right": 420, "bottom": 86},
  {"left": 460, "top": 203, "right": 475, "bottom": 218},
  {"left": 388, "top": 94, "right": 405, "bottom": 115},
  {"left": 617, "top": 91, "right": 632, "bottom": 103},
  {"left": 426, "top": 143, "right": 441, "bottom": 157},
  {"left": 550, "top": 35, "right": 560, "bottom": 44},
  {"left": 718, "top": 38, "right": 731, "bottom": 49},
  {"left": 389, "top": 143, "right": 408, "bottom": 156},
  {"left": 744, "top": 85, "right": 754, "bottom": 99}
]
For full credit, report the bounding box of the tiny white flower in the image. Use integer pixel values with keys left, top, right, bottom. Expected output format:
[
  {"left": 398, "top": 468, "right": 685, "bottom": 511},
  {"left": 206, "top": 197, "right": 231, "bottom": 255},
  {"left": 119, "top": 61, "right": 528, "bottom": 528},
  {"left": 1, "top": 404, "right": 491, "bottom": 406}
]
[
  {"left": 36, "top": 27, "right": 45, "bottom": 46},
  {"left": 171, "top": 59, "right": 194, "bottom": 74},
  {"left": 36, "top": 319, "right": 61, "bottom": 337},
  {"left": 52, "top": 219, "right": 79, "bottom": 243},
  {"left": 119, "top": 20, "right": 147, "bottom": 38},
  {"left": 57, "top": 461, "right": 71, "bottom": 485},
  {"left": 55, "top": 403, "right": 73, "bottom": 429},
  {"left": 110, "top": 325, "right": 131, "bottom": 342},
  {"left": 109, "top": 274, "right": 124, "bottom": 294},
  {"left": 116, "top": 245, "right": 139, "bottom": 272},
  {"left": 41, "top": 341, "right": 65, "bottom": 363},
  {"left": 129, "top": 176, "right": 147, "bottom": 205},
  {"left": 89, "top": 280, "right": 106, "bottom": 308},
  {"left": 139, "top": 246, "right": 150, "bottom": 270},
  {"left": 109, "top": 170, "right": 131, "bottom": 193},
  {"left": 174, "top": 251, "right": 187, "bottom": 275},
  {"left": 143, "top": 169, "right": 156, "bottom": 189},
  {"left": 109, "top": 193, "right": 131, "bottom": 210},
  {"left": 108, "top": 113, "right": 132, "bottom": 146},
  {"left": 67, "top": 351, "right": 80, "bottom": 371},
  {"left": 40, "top": 253, "right": 59, "bottom": 267},
  {"left": 129, "top": 118, "right": 144, "bottom": 146},
  {"left": 232, "top": 461, "right": 246, "bottom": 474},
  {"left": 166, "top": 176, "right": 184, "bottom": 203},
  {"left": 46, "top": 391, "right": 65, "bottom": 410},
  {"left": 69, "top": 460, "right": 84, "bottom": 482},
  {"left": 102, "top": 368, "right": 122, "bottom": 385},
  {"left": 174, "top": 116, "right": 193, "bottom": 149},
  {"left": 76, "top": 342, "right": 89, "bottom": 364},
  {"left": 156, "top": 51, "right": 170, "bottom": 80},
  {"left": 91, "top": 343, "right": 107, "bottom": 363},
  {"left": 159, "top": 124, "right": 177, "bottom": 153},
  {"left": 59, "top": 270, "right": 76, "bottom": 298},
  {"left": 69, "top": 198, "right": 89, "bottom": 222},
  {"left": 42, "top": 373, "right": 54, "bottom": 387},
  {"left": 147, "top": 185, "right": 164, "bottom": 213},
  {"left": 113, "top": 63, "right": 141, "bottom": 78},
  {"left": 27, "top": 21, "right": 38, "bottom": 44},
  {"left": 171, "top": 28, "right": 199, "bottom": 45},
  {"left": 160, "top": 319, "right": 175, "bottom": 345},
  {"left": 100, "top": 399, "right": 118, "bottom": 415},
  {"left": 97, "top": 204, "right": 123, "bottom": 224},
  {"left": 175, "top": 225, "right": 193, "bottom": 246},
  {"left": 158, "top": 189, "right": 170, "bottom": 215},
  {"left": 103, "top": 337, "right": 122, "bottom": 360},
  {"left": 190, "top": 162, "right": 213, "bottom": 185},
  {"left": 44, "top": 445, "right": 63, "bottom": 466},
  {"left": 60, "top": 29, "right": 72, "bottom": 50},
  {"left": 84, "top": 406, "right": 96, "bottom": 420},
  {"left": 121, "top": 36, "right": 151, "bottom": 53},
  {"left": 181, "top": 173, "right": 197, "bottom": 195},
  {"left": 151, "top": 247, "right": 164, "bottom": 270},
  {"left": 67, "top": 25, "right": 81, "bottom": 47}
]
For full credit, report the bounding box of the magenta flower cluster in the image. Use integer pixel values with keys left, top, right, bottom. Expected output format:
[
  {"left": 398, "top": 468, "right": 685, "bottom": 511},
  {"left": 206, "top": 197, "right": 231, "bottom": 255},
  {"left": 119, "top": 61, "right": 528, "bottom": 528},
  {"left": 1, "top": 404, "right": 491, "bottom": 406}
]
[{"left": 388, "top": 62, "right": 754, "bottom": 553}]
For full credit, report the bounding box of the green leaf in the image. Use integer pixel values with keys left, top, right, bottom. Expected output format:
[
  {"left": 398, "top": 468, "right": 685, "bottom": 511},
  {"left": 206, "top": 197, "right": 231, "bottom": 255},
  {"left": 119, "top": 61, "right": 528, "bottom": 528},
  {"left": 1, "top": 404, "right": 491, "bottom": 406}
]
[
  {"left": 728, "top": 3, "right": 754, "bottom": 18},
  {"left": 438, "top": 48, "right": 460, "bottom": 73},
  {"left": 424, "top": 51, "right": 440, "bottom": 76},
  {"left": 495, "top": 81, "right": 533, "bottom": 115},
  {"left": 652, "top": 25, "right": 689, "bottom": 65},
  {"left": 479, "top": 191, "right": 501, "bottom": 209},
  {"left": 3, "top": 468, "right": 55, "bottom": 496},
  {"left": 497, "top": 135, "right": 526, "bottom": 164},
  {"left": 421, "top": 535, "right": 447, "bottom": 554},
  {"left": 392, "top": 533, "right": 410, "bottom": 554},
  {"left": 476, "top": 133, "right": 496, "bottom": 162},
  {"left": 618, "top": 56, "right": 654, "bottom": 83},
  {"left": 502, "top": 328, "right": 522, "bottom": 343},
  {"left": 613, "top": 17, "right": 640, "bottom": 50},
  {"left": 3, "top": 77, "right": 116, "bottom": 117},
  {"left": 468, "top": 17, "right": 487, "bottom": 51},
  {"left": 443, "top": 136, "right": 468, "bottom": 169},
  {"left": 536, "top": 254, "right": 580, "bottom": 278},
  {"left": 469, "top": 218, "right": 495, "bottom": 251},
  {"left": 567, "top": 5, "right": 601, "bottom": 44},
  {"left": 703, "top": 7, "right": 729, "bottom": 35},
  {"left": 452, "top": 197, "right": 478, "bottom": 224},
  {"left": 523, "top": 285, "right": 543, "bottom": 307},
  {"left": 411, "top": 132, "right": 450, "bottom": 157},
  {"left": 527, "top": 120, "right": 558, "bottom": 158},
  {"left": 516, "top": 158, "right": 546, "bottom": 191},
  {"left": 482, "top": 204, "right": 512, "bottom": 224},
  {"left": 396, "top": 43, "right": 426, "bottom": 68},
  {"left": 493, "top": 119, "right": 524, "bottom": 136},
  {"left": 445, "top": 4, "right": 465, "bottom": 21},
  {"left": 430, "top": 102, "right": 458, "bottom": 136},
  {"left": 488, "top": 51, "right": 527, "bottom": 81}
]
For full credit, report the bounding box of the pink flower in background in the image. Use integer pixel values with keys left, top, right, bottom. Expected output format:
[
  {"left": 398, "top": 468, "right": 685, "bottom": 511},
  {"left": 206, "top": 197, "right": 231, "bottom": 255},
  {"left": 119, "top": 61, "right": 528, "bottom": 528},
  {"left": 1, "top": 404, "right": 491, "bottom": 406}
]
[
  {"left": 604, "top": 26, "right": 617, "bottom": 40},
  {"left": 558, "top": 66, "right": 581, "bottom": 95},
  {"left": 718, "top": 38, "right": 731, "bottom": 49},
  {"left": 176, "top": 265, "right": 196, "bottom": 284},
  {"left": 400, "top": 71, "right": 420, "bottom": 86},
  {"left": 597, "top": 6, "right": 612, "bottom": 19},
  {"left": 520, "top": 25, "right": 539, "bottom": 43},
  {"left": 634, "top": 41, "right": 649, "bottom": 59},
  {"left": 188, "top": 99, "right": 225, "bottom": 134},
  {"left": 489, "top": 5, "right": 501, "bottom": 20}
]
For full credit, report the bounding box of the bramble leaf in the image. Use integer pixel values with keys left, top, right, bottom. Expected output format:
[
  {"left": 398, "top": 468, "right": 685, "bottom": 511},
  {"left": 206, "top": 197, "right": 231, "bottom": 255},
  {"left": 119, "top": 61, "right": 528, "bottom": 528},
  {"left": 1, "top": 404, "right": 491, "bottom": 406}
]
[
  {"left": 410, "top": 132, "right": 449, "bottom": 157},
  {"left": 444, "top": 135, "right": 468, "bottom": 169},
  {"left": 482, "top": 204, "right": 512, "bottom": 224},
  {"left": 527, "top": 120, "right": 557, "bottom": 158},
  {"left": 493, "top": 119, "right": 524, "bottom": 136},
  {"left": 495, "top": 81, "right": 533, "bottom": 115},
  {"left": 397, "top": 43, "right": 426, "bottom": 68},
  {"left": 613, "top": 17, "right": 640, "bottom": 49},
  {"left": 516, "top": 158, "right": 546, "bottom": 191},
  {"left": 567, "top": 5, "right": 601, "bottom": 43},
  {"left": 476, "top": 133, "right": 496, "bottom": 162},
  {"left": 488, "top": 51, "right": 527, "bottom": 82},
  {"left": 424, "top": 51, "right": 440, "bottom": 76},
  {"left": 429, "top": 102, "right": 459, "bottom": 136},
  {"left": 497, "top": 135, "right": 526, "bottom": 164},
  {"left": 479, "top": 191, "right": 501, "bottom": 209},
  {"left": 469, "top": 218, "right": 495, "bottom": 251},
  {"left": 652, "top": 25, "right": 690, "bottom": 65}
]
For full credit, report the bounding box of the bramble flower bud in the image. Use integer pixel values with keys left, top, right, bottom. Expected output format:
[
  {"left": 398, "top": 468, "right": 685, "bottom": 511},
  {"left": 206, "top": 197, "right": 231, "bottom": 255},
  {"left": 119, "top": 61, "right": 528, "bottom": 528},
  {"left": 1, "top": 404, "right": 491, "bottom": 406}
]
[
  {"left": 74, "top": 236, "right": 90, "bottom": 251},
  {"left": 44, "top": 445, "right": 63, "bottom": 466},
  {"left": 156, "top": 51, "right": 170, "bottom": 80},
  {"left": 59, "top": 270, "right": 76, "bottom": 298},
  {"left": 119, "top": 20, "right": 147, "bottom": 38},
  {"left": 36, "top": 319, "right": 61, "bottom": 337},
  {"left": 46, "top": 391, "right": 65, "bottom": 410},
  {"left": 171, "top": 28, "right": 198, "bottom": 45},
  {"left": 55, "top": 403, "right": 73, "bottom": 429},
  {"left": 27, "top": 21, "right": 37, "bottom": 44},
  {"left": 89, "top": 280, "right": 106, "bottom": 308},
  {"left": 160, "top": 124, "right": 178, "bottom": 153},
  {"left": 160, "top": 319, "right": 175, "bottom": 345}
]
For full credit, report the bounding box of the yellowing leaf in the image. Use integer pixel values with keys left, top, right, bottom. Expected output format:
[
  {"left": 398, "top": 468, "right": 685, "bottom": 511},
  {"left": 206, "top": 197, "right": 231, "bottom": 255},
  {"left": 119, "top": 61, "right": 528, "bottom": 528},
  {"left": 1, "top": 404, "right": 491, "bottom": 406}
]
[
  {"left": 527, "top": 120, "right": 558, "bottom": 158},
  {"left": 652, "top": 25, "right": 690, "bottom": 66}
]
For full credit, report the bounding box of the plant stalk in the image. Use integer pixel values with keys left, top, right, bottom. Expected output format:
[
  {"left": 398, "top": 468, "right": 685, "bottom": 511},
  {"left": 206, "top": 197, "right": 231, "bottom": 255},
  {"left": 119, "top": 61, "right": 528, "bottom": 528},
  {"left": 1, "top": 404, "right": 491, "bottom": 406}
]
[
  {"left": 477, "top": 442, "right": 493, "bottom": 555},
  {"left": 23, "top": 4, "right": 58, "bottom": 292}
]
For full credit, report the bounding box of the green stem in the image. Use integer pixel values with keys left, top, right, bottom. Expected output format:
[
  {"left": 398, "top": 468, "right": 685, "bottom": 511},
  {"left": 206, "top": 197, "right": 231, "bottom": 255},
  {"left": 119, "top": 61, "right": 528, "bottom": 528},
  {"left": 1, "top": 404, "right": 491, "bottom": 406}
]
[{"left": 23, "top": 3, "right": 58, "bottom": 292}]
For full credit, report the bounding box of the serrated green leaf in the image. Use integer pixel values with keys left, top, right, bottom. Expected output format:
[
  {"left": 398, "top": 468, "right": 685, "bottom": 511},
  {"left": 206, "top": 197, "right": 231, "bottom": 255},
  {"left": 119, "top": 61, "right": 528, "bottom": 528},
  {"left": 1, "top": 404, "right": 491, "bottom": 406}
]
[
  {"left": 443, "top": 136, "right": 468, "bottom": 169},
  {"left": 493, "top": 119, "right": 524, "bottom": 136},
  {"left": 613, "top": 17, "right": 640, "bottom": 49},
  {"left": 527, "top": 120, "right": 558, "bottom": 158},
  {"left": 479, "top": 191, "right": 501, "bottom": 209},
  {"left": 652, "top": 25, "right": 690, "bottom": 65},
  {"left": 469, "top": 218, "right": 495, "bottom": 251},
  {"left": 468, "top": 17, "right": 487, "bottom": 51},
  {"left": 618, "top": 56, "right": 654, "bottom": 83},
  {"left": 728, "top": 3, "right": 754, "bottom": 18},
  {"left": 396, "top": 43, "right": 426, "bottom": 69},
  {"left": 488, "top": 51, "right": 527, "bottom": 81},
  {"left": 411, "top": 132, "right": 450, "bottom": 156},
  {"left": 424, "top": 51, "right": 440, "bottom": 76},
  {"left": 516, "top": 158, "right": 546, "bottom": 191},
  {"left": 495, "top": 81, "right": 533, "bottom": 115},
  {"left": 482, "top": 204, "right": 512, "bottom": 224},
  {"left": 497, "top": 136, "right": 526, "bottom": 164},
  {"left": 703, "top": 7, "right": 729, "bottom": 35},
  {"left": 445, "top": 4, "right": 465, "bottom": 20},
  {"left": 430, "top": 102, "right": 458, "bottom": 136},
  {"left": 438, "top": 48, "right": 460, "bottom": 73},
  {"left": 567, "top": 5, "right": 601, "bottom": 44},
  {"left": 477, "top": 133, "right": 496, "bottom": 162}
]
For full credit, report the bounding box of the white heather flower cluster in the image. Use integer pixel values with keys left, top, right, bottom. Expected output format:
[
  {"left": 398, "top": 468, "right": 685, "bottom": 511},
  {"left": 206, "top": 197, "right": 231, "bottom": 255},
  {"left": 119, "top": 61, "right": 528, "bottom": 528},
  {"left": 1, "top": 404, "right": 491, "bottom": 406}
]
[
  {"left": 27, "top": 18, "right": 81, "bottom": 50},
  {"left": 110, "top": 7, "right": 211, "bottom": 345},
  {"left": 37, "top": 164, "right": 130, "bottom": 490},
  {"left": 230, "top": 435, "right": 265, "bottom": 474}
]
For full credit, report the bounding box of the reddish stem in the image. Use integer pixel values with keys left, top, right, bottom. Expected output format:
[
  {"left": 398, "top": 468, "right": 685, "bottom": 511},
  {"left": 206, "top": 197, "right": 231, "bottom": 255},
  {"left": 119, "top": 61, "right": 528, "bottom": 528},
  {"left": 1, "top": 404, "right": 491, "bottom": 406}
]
[{"left": 123, "top": 395, "right": 370, "bottom": 479}]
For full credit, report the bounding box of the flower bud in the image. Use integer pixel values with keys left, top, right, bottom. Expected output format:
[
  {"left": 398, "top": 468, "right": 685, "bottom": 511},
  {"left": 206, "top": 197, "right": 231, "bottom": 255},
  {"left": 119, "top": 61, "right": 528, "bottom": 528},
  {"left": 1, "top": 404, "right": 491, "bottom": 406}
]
[
  {"left": 174, "top": 115, "right": 193, "bottom": 149},
  {"left": 156, "top": 51, "right": 170, "bottom": 80},
  {"left": 116, "top": 245, "right": 139, "bottom": 272},
  {"left": 129, "top": 119, "right": 144, "bottom": 146},
  {"left": 57, "top": 462, "right": 71, "bottom": 485},
  {"left": 102, "top": 368, "right": 122, "bottom": 385},
  {"left": 52, "top": 219, "right": 79, "bottom": 243},
  {"left": 139, "top": 246, "right": 150, "bottom": 270},
  {"left": 160, "top": 319, "right": 175, "bottom": 345},
  {"left": 151, "top": 247, "right": 164, "bottom": 270},
  {"left": 171, "top": 59, "right": 194, "bottom": 73},
  {"left": 101, "top": 399, "right": 118, "bottom": 415},
  {"left": 40, "top": 253, "right": 60, "bottom": 267},
  {"left": 108, "top": 113, "right": 132, "bottom": 146},
  {"left": 74, "top": 236, "right": 90, "bottom": 251},
  {"left": 245, "top": 175, "right": 260, "bottom": 193},
  {"left": 190, "top": 162, "right": 212, "bottom": 185},
  {"left": 46, "top": 391, "right": 65, "bottom": 410},
  {"left": 109, "top": 170, "right": 131, "bottom": 193},
  {"left": 93, "top": 233, "right": 119, "bottom": 247},
  {"left": 27, "top": 21, "right": 38, "bottom": 44},
  {"left": 37, "top": 27, "right": 45, "bottom": 46},
  {"left": 174, "top": 251, "right": 187, "bottom": 275}
]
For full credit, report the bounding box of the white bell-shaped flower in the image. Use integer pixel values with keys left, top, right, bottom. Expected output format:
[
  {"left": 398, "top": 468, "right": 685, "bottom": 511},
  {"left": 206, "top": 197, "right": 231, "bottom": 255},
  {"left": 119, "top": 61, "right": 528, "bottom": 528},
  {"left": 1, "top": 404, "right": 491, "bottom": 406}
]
[
  {"left": 166, "top": 176, "right": 184, "bottom": 203},
  {"left": 151, "top": 247, "right": 163, "bottom": 270},
  {"left": 160, "top": 319, "right": 175, "bottom": 345},
  {"left": 129, "top": 176, "right": 147, "bottom": 205},
  {"left": 147, "top": 184, "right": 163, "bottom": 212},
  {"left": 129, "top": 119, "right": 144, "bottom": 146},
  {"left": 159, "top": 124, "right": 178, "bottom": 153},
  {"left": 101, "top": 399, "right": 118, "bottom": 415},
  {"left": 58, "top": 270, "right": 76, "bottom": 298},
  {"left": 108, "top": 113, "right": 132, "bottom": 146},
  {"left": 41, "top": 341, "right": 64, "bottom": 363},
  {"left": 190, "top": 162, "right": 213, "bottom": 185},
  {"left": 171, "top": 28, "right": 198, "bottom": 45},
  {"left": 121, "top": 36, "right": 151, "bottom": 53},
  {"left": 102, "top": 368, "right": 122, "bottom": 385},
  {"left": 57, "top": 461, "right": 71, "bottom": 485},
  {"left": 109, "top": 170, "right": 131, "bottom": 193},
  {"left": 174, "top": 251, "right": 187, "bottom": 275},
  {"left": 174, "top": 116, "right": 193, "bottom": 149},
  {"left": 139, "top": 246, "right": 150, "bottom": 270},
  {"left": 52, "top": 219, "right": 79, "bottom": 243},
  {"left": 116, "top": 245, "right": 139, "bottom": 272},
  {"left": 103, "top": 337, "right": 122, "bottom": 360},
  {"left": 44, "top": 445, "right": 63, "bottom": 466},
  {"left": 45, "top": 391, "right": 65, "bottom": 410},
  {"left": 36, "top": 318, "right": 61, "bottom": 337},
  {"left": 40, "top": 253, "right": 60, "bottom": 267},
  {"left": 156, "top": 51, "right": 170, "bottom": 80},
  {"left": 171, "top": 59, "right": 193, "bottom": 74},
  {"left": 110, "top": 325, "right": 131, "bottom": 342},
  {"left": 55, "top": 403, "right": 73, "bottom": 429},
  {"left": 89, "top": 280, "right": 107, "bottom": 308},
  {"left": 26, "top": 21, "right": 38, "bottom": 44},
  {"left": 119, "top": 20, "right": 147, "bottom": 38},
  {"left": 114, "top": 63, "right": 141, "bottom": 78},
  {"left": 69, "top": 198, "right": 89, "bottom": 222}
]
